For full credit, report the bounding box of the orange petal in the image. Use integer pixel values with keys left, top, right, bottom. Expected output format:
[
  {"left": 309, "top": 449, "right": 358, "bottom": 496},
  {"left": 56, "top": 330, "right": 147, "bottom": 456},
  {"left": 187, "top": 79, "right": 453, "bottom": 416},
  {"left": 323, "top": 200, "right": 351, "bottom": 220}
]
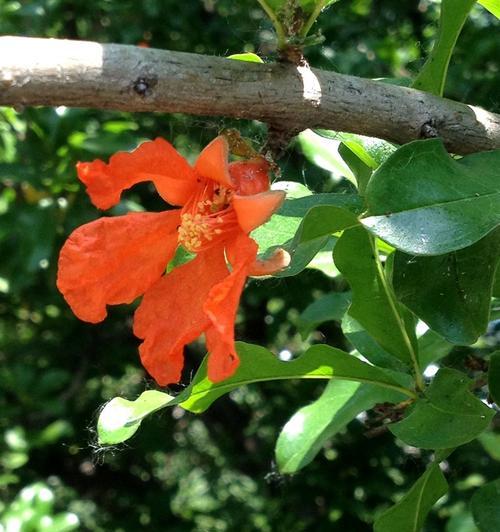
[
  {"left": 194, "top": 136, "right": 233, "bottom": 187},
  {"left": 205, "top": 326, "right": 240, "bottom": 382},
  {"left": 77, "top": 138, "right": 198, "bottom": 210},
  {"left": 249, "top": 247, "right": 291, "bottom": 276},
  {"left": 229, "top": 158, "right": 271, "bottom": 196},
  {"left": 204, "top": 232, "right": 258, "bottom": 382},
  {"left": 232, "top": 190, "right": 285, "bottom": 233},
  {"left": 134, "top": 245, "right": 229, "bottom": 386},
  {"left": 57, "top": 210, "right": 180, "bottom": 323}
]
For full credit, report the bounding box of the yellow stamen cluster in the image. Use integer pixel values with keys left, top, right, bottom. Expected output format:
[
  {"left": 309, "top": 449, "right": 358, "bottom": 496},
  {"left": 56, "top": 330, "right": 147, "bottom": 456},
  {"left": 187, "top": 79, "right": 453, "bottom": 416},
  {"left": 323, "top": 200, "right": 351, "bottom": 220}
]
[{"left": 178, "top": 213, "right": 223, "bottom": 252}]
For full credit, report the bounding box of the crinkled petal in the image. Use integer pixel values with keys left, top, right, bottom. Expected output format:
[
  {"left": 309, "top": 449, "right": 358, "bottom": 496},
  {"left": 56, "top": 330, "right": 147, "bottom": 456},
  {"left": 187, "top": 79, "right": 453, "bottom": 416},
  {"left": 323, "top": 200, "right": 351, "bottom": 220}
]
[
  {"left": 204, "top": 232, "right": 258, "bottom": 382},
  {"left": 205, "top": 326, "right": 240, "bottom": 382},
  {"left": 194, "top": 136, "right": 233, "bottom": 187},
  {"left": 134, "top": 245, "right": 229, "bottom": 386},
  {"left": 77, "top": 138, "right": 198, "bottom": 209},
  {"left": 232, "top": 190, "right": 285, "bottom": 233},
  {"left": 57, "top": 210, "right": 181, "bottom": 323},
  {"left": 229, "top": 158, "right": 271, "bottom": 196}
]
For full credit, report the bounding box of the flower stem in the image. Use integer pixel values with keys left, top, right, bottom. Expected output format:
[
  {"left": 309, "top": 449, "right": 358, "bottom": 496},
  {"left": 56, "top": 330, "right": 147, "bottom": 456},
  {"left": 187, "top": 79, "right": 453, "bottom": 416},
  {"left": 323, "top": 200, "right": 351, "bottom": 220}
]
[
  {"left": 300, "top": 0, "right": 328, "bottom": 38},
  {"left": 257, "top": 0, "right": 287, "bottom": 50}
]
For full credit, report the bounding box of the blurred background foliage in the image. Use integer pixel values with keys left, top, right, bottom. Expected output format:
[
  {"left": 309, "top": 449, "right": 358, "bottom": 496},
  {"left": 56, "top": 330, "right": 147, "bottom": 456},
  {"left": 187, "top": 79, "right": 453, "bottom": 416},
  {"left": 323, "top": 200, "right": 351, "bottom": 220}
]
[{"left": 0, "top": 0, "right": 499, "bottom": 530}]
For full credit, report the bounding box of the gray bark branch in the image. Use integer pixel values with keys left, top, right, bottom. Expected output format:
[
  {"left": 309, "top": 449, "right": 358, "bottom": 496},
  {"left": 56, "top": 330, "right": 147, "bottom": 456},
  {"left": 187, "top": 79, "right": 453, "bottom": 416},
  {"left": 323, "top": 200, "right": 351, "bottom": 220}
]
[{"left": 1, "top": 36, "right": 500, "bottom": 155}]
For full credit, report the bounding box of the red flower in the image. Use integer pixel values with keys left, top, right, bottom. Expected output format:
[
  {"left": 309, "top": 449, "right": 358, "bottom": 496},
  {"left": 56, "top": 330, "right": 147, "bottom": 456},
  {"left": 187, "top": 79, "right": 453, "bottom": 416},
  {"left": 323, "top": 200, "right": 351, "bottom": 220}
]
[{"left": 57, "top": 137, "right": 286, "bottom": 385}]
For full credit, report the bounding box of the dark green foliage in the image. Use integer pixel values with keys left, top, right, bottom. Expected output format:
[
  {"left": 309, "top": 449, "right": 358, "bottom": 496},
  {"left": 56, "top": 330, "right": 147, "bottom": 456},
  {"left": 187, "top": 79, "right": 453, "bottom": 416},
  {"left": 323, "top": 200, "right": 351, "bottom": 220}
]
[{"left": 1, "top": 1, "right": 500, "bottom": 531}]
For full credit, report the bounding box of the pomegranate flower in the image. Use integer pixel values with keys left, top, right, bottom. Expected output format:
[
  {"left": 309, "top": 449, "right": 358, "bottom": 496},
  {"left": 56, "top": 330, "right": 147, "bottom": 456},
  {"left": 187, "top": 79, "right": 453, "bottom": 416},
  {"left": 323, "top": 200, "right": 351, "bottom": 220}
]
[{"left": 57, "top": 137, "right": 285, "bottom": 385}]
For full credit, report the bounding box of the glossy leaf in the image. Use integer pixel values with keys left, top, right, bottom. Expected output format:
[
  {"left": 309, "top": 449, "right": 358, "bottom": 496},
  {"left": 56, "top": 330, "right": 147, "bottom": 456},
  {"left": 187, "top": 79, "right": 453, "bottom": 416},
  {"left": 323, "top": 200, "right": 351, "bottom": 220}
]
[
  {"left": 488, "top": 351, "right": 500, "bottom": 405},
  {"left": 338, "top": 143, "right": 372, "bottom": 194},
  {"left": 98, "top": 343, "right": 415, "bottom": 444},
  {"left": 297, "top": 291, "right": 351, "bottom": 338},
  {"left": 412, "top": 0, "right": 475, "bottom": 95},
  {"left": 180, "top": 342, "right": 415, "bottom": 414},
  {"left": 362, "top": 140, "right": 500, "bottom": 255},
  {"left": 276, "top": 380, "right": 406, "bottom": 474},
  {"left": 334, "top": 226, "right": 418, "bottom": 365},
  {"left": 374, "top": 462, "right": 448, "bottom": 532},
  {"left": 471, "top": 479, "right": 500, "bottom": 532},
  {"left": 341, "top": 315, "right": 408, "bottom": 372},
  {"left": 389, "top": 368, "right": 494, "bottom": 449},
  {"left": 314, "top": 130, "right": 397, "bottom": 168},
  {"left": 478, "top": 0, "right": 500, "bottom": 19},
  {"left": 393, "top": 229, "right": 500, "bottom": 345},
  {"left": 97, "top": 390, "right": 174, "bottom": 445},
  {"left": 305, "top": 237, "right": 340, "bottom": 277},
  {"left": 252, "top": 187, "right": 363, "bottom": 277},
  {"left": 298, "top": 129, "right": 356, "bottom": 183}
]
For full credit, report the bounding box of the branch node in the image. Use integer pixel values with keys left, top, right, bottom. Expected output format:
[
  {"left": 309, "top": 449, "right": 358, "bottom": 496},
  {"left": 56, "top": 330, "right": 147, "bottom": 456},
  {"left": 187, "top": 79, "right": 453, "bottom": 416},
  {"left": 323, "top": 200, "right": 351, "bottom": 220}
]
[
  {"left": 420, "top": 119, "right": 439, "bottom": 139},
  {"left": 132, "top": 75, "right": 157, "bottom": 97}
]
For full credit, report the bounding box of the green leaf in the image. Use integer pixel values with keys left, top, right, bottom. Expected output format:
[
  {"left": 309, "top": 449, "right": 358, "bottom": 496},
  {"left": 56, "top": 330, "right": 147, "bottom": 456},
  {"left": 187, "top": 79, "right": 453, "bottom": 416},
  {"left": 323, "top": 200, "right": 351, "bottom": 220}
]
[
  {"left": 97, "top": 390, "right": 174, "bottom": 445},
  {"left": 471, "top": 479, "right": 500, "bottom": 532},
  {"left": 417, "top": 329, "right": 454, "bottom": 368},
  {"left": 478, "top": 432, "right": 500, "bottom": 461},
  {"left": 227, "top": 52, "right": 264, "bottom": 63},
  {"left": 338, "top": 143, "right": 372, "bottom": 194},
  {"left": 314, "top": 130, "right": 397, "bottom": 169},
  {"left": 341, "top": 315, "right": 408, "bottom": 372},
  {"left": 180, "top": 342, "right": 415, "bottom": 413},
  {"left": 392, "top": 229, "right": 500, "bottom": 345},
  {"left": 252, "top": 188, "right": 363, "bottom": 277},
  {"left": 493, "top": 268, "right": 500, "bottom": 297},
  {"left": 412, "top": 0, "right": 475, "bottom": 95},
  {"left": 488, "top": 351, "right": 500, "bottom": 405},
  {"left": 334, "top": 226, "right": 418, "bottom": 365},
  {"left": 276, "top": 380, "right": 406, "bottom": 474},
  {"left": 362, "top": 140, "right": 500, "bottom": 255},
  {"left": 389, "top": 368, "right": 494, "bottom": 449},
  {"left": 98, "top": 343, "right": 415, "bottom": 445},
  {"left": 374, "top": 462, "right": 448, "bottom": 532},
  {"left": 305, "top": 237, "right": 340, "bottom": 277},
  {"left": 478, "top": 0, "right": 500, "bottom": 19},
  {"left": 297, "top": 129, "right": 356, "bottom": 183},
  {"left": 297, "top": 291, "right": 351, "bottom": 338}
]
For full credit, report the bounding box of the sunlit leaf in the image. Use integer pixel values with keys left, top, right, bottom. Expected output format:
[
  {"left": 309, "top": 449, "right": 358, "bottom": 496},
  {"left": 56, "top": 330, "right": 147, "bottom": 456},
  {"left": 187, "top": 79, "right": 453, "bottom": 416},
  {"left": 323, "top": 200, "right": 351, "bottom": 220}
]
[
  {"left": 98, "top": 343, "right": 415, "bottom": 445},
  {"left": 180, "top": 342, "right": 414, "bottom": 414},
  {"left": 227, "top": 52, "right": 264, "bottom": 63},
  {"left": 478, "top": 0, "right": 500, "bottom": 19},
  {"left": 362, "top": 140, "right": 500, "bottom": 255},
  {"left": 334, "top": 226, "right": 418, "bottom": 365},
  {"left": 97, "top": 390, "right": 174, "bottom": 445},
  {"left": 412, "top": 0, "right": 475, "bottom": 95},
  {"left": 276, "top": 380, "right": 407, "bottom": 473},
  {"left": 252, "top": 187, "right": 363, "bottom": 277}
]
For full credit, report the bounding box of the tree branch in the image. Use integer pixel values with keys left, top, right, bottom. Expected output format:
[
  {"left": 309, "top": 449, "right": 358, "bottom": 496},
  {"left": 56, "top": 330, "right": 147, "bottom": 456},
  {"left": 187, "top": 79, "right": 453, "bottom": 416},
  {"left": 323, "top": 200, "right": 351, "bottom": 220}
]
[{"left": 1, "top": 36, "right": 499, "bottom": 155}]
